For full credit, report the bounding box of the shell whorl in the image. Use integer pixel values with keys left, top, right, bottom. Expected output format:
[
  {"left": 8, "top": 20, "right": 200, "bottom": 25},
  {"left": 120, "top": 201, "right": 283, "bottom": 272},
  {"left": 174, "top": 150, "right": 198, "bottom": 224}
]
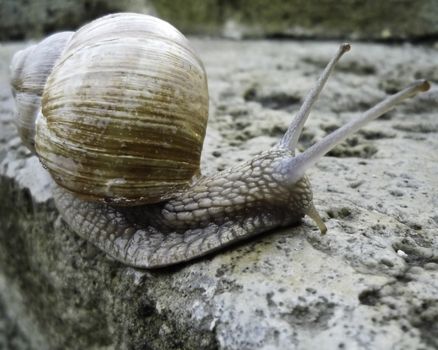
[
  {"left": 10, "top": 31, "right": 73, "bottom": 152},
  {"left": 34, "top": 13, "right": 209, "bottom": 205}
]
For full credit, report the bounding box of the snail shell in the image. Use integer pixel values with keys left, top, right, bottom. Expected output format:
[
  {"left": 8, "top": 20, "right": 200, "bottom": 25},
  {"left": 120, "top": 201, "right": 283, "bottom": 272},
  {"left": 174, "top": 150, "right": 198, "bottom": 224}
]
[
  {"left": 10, "top": 31, "right": 74, "bottom": 152},
  {"left": 35, "top": 13, "right": 209, "bottom": 205}
]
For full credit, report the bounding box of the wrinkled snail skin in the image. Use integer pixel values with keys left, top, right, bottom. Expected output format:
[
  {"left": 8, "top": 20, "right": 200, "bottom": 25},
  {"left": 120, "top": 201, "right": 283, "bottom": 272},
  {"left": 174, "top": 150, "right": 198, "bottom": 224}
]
[
  {"left": 10, "top": 14, "right": 430, "bottom": 268},
  {"left": 54, "top": 149, "right": 313, "bottom": 267}
]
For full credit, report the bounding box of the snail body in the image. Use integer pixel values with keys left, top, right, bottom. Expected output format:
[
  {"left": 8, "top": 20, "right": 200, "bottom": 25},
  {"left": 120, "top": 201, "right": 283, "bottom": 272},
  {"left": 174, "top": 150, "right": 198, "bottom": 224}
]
[{"left": 10, "top": 13, "right": 430, "bottom": 268}]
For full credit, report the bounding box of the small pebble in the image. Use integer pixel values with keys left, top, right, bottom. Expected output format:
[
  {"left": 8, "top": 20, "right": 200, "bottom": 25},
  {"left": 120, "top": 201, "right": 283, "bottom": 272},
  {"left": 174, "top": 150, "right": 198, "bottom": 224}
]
[{"left": 397, "top": 250, "right": 408, "bottom": 258}]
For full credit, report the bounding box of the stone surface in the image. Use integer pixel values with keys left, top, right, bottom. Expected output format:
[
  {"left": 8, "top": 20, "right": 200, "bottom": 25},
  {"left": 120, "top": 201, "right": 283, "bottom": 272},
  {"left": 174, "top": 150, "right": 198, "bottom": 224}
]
[
  {"left": 1, "top": 0, "right": 438, "bottom": 41},
  {"left": 1, "top": 39, "right": 438, "bottom": 349}
]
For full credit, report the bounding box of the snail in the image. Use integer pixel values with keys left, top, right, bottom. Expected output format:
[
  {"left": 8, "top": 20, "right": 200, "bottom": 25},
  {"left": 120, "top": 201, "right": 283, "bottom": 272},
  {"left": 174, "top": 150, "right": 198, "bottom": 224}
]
[{"left": 10, "top": 13, "right": 430, "bottom": 268}]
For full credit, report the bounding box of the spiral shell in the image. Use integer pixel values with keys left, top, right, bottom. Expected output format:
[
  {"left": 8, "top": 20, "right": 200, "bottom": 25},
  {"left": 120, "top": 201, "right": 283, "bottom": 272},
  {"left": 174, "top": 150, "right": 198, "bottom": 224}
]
[
  {"left": 35, "top": 13, "right": 209, "bottom": 205},
  {"left": 10, "top": 32, "right": 73, "bottom": 152}
]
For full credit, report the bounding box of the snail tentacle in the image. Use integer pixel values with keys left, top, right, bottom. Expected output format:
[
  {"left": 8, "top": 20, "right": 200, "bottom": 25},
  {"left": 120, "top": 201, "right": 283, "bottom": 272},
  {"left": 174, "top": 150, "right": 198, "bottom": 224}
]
[
  {"left": 280, "top": 43, "right": 351, "bottom": 151},
  {"left": 281, "top": 79, "right": 431, "bottom": 186}
]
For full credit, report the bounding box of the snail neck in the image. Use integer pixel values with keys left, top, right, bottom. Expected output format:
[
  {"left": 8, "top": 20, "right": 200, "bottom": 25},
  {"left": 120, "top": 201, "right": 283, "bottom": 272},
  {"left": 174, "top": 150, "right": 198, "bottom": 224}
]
[{"left": 158, "top": 148, "right": 314, "bottom": 230}]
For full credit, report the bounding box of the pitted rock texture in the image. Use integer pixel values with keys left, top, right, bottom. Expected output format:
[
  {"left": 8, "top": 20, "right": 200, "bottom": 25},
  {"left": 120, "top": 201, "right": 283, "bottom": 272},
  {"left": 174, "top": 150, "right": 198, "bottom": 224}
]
[{"left": 1, "top": 40, "right": 437, "bottom": 349}]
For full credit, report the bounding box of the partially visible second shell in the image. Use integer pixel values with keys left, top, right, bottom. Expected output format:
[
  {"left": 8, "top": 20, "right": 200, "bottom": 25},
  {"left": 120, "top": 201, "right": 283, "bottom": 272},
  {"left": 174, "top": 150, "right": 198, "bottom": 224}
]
[
  {"left": 10, "top": 32, "right": 73, "bottom": 152},
  {"left": 36, "top": 13, "right": 209, "bottom": 205}
]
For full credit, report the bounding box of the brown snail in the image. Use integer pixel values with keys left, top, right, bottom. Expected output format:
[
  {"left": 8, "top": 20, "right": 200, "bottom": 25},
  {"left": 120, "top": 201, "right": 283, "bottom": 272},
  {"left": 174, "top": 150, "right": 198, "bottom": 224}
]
[{"left": 10, "top": 13, "right": 430, "bottom": 268}]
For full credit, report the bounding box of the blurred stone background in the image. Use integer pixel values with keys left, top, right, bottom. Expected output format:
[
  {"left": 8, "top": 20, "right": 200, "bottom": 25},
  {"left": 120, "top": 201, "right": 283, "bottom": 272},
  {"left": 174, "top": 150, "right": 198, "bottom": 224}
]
[{"left": 1, "top": 0, "right": 438, "bottom": 41}]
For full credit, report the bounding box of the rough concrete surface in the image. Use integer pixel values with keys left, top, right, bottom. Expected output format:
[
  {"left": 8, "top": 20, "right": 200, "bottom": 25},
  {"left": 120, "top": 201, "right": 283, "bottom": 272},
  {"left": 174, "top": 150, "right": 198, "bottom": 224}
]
[{"left": 0, "top": 39, "right": 437, "bottom": 349}]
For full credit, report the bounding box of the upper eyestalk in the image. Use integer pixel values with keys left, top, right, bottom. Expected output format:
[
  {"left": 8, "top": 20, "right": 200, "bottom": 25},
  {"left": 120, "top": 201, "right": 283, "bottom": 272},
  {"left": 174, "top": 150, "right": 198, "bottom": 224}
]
[
  {"left": 280, "top": 42, "right": 352, "bottom": 151},
  {"left": 275, "top": 43, "right": 430, "bottom": 187}
]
